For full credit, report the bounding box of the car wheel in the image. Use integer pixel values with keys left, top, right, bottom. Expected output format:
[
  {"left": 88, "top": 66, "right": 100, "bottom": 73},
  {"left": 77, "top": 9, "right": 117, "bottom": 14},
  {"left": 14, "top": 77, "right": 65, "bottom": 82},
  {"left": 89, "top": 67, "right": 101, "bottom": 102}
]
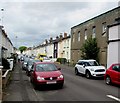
[
  {"left": 86, "top": 71, "right": 91, "bottom": 79},
  {"left": 75, "top": 68, "right": 79, "bottom": 75},
  {"left": 105, "top": 76, "right": 111, "bottom": 85}
]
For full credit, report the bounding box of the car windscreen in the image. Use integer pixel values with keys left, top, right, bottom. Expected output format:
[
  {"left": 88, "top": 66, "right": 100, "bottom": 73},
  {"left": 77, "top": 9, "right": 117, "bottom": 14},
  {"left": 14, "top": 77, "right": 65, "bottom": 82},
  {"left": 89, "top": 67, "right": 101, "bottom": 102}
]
[
  {"left": 36, "top": 63, "right": 58, "bottom": 72},
  {"left": 86, "top": 61, "right": 99, "bottom": 66},
  {"left": 24, "top": 57, "right": 29, "bottom": 62}
]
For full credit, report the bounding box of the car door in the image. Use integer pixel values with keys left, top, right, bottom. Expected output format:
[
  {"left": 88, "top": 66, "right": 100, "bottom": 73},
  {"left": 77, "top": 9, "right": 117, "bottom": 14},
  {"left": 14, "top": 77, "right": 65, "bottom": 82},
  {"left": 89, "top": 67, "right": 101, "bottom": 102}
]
[
  {"left": 111, "top": 64, "right": 120, "bottom": 83},
  {"left": 77, "top": 61, "right": 84, "bottom": 74},
  {"left": 82, "top": 62, "right": 87, "bottom": 74},
  {"left": 30, "top": 64, "right": 35, "bottom": 81}
]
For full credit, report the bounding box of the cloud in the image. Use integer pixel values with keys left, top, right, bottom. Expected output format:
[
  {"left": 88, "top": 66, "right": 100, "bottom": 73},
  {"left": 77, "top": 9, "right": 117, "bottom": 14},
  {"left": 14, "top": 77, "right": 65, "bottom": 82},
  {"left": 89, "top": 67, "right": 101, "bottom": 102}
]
[{"left": 0, "top": 1, "right": 119, "bottom": 47}]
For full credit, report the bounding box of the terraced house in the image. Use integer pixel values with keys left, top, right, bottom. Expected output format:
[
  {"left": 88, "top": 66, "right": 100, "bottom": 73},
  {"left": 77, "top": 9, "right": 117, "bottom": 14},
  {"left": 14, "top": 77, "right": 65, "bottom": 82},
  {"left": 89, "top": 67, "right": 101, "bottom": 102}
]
[
  {"left": 0, "top": 26, "right": 14, "bottom": 58},
  {"left": 71, "top": 6, "right": 120, "bottom": 67}
]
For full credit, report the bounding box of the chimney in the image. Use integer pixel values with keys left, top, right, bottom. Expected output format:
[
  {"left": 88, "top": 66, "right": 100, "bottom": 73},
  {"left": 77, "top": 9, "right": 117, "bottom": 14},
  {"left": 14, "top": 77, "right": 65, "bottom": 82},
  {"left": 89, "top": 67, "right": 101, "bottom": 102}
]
[
  {"left": 64, "top": 32, "right": 67, "bottom": 38},
  {"left": 49, "top": 37, "right": 53, "bottom": 43},
  {"left": 45, "top": 39, "right": 48, "bottom": 44},
  {"left": 59, "top": 34, "right": 63, "bottom": 40},
  {"left": 56, "top": 36, "right": 59, "bottom": 40}
]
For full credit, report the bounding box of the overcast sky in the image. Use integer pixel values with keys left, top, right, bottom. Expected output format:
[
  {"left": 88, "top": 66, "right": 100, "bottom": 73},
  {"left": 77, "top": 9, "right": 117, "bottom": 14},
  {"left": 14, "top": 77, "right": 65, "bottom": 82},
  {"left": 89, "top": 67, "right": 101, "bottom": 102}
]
[{"left": 0, "top": 0, "right": 119, "bottom": 48}]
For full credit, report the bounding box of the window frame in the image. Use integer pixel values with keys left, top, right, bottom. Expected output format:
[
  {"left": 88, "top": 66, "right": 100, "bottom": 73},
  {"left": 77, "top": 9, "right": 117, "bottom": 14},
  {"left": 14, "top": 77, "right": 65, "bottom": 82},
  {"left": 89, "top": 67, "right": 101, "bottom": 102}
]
[{"left": 92, "top": 26, "right": 96, "bottom": 38}]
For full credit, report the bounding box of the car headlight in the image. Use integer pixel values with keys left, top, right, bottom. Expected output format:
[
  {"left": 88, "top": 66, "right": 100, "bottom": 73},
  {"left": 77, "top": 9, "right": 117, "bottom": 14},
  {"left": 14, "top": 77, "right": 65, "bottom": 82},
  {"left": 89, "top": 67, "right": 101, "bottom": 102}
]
[
  {"left": 37, "top": 76, "right": 44, "bottom": 81},
  {"left": 58, "top": 74, "right": 64, "bottom": 79},
  {"left": 90, "top": 68, "right": 94, "bottom": 71}
]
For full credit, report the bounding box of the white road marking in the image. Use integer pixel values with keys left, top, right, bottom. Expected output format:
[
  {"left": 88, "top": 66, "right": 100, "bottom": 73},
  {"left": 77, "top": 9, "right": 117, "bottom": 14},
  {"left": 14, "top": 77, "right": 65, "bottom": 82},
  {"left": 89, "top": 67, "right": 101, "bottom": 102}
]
[{"left": 107, "top": 95, "right": 120, "bottom": 102}]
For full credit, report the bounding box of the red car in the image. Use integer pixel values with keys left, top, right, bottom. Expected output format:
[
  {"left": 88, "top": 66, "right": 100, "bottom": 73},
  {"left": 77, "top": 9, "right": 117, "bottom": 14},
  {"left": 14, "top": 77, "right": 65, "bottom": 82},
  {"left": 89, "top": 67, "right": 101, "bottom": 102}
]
[
  {"left": 104, "top": 63, "right": 120, "bottom": 85},
  {"left": 30, "top": 62, "right": 64, "bottom": 89}
]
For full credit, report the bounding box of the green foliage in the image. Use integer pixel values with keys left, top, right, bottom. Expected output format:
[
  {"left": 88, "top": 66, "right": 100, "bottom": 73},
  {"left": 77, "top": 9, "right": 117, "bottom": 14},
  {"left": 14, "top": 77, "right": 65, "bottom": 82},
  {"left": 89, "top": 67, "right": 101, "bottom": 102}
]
[
  {"left": 80, "top": 36, "right": 99, "bottom": 61},
  {"left": 19, "top": 46, "right": 27, "bottom": 53},
  {"left": 56, "top": 58, "right": 67, "bottom": 64}
]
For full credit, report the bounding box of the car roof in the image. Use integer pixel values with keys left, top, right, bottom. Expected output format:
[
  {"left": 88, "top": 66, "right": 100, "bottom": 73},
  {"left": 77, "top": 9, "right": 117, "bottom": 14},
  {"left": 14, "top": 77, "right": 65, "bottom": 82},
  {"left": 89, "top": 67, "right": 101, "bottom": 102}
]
[
  {"left": 78, "top": 59, "right": 96, "bottom": 62},
  {"left": 35, "top": 62, "right": 54, "bottom": 65},
  {"left": 112, "top": 63, "right": 120, "bottom": 65}
]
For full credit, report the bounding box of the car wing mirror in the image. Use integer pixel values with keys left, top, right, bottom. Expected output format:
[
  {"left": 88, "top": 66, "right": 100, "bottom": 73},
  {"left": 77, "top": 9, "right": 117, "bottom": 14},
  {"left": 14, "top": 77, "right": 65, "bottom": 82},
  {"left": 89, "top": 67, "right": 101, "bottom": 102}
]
[
  {"left": 83, "top": 64, "right": 85, "bottom": 68},
  {"left": 58, "top": 67, "right": 61, "bottom": 70}
]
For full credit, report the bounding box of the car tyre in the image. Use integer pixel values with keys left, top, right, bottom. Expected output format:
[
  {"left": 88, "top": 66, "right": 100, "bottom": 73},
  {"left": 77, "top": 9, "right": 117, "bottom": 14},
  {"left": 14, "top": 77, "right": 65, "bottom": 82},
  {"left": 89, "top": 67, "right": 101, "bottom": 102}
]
[
  {"left": 105, "top": 76, "right": 111, "bottom": 85},
  {"left": 75, "top": 68, "right": 79, "bottom": 75},
  {"left": 86, "top": 71, "right": 91, "bottom": 79}
]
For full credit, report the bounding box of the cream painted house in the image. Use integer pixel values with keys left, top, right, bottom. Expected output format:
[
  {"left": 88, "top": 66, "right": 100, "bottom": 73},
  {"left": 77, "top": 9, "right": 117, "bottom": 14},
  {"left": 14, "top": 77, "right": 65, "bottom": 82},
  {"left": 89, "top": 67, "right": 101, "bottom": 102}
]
[
  {"left": 58, "top": 33, "right": 71, "bottom": 62},
  {"left": 24, "top": 33, "right": 71, "bottom": 63}
]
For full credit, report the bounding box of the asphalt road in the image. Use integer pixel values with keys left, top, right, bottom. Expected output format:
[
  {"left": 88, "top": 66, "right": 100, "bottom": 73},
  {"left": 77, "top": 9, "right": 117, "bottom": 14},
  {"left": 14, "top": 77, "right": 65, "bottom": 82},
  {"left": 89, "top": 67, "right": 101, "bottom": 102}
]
[{"left": 3, "top": 62, "right": 120, "bottom": 102}]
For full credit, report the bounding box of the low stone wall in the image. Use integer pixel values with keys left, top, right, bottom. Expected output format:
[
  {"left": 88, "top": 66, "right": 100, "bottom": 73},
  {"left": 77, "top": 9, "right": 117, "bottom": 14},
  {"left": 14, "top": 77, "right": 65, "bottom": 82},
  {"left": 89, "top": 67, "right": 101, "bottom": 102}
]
[
  {"left": 2, "top": 69, "right": 12, "bottom": 89},
  {"left": 0, "top": 66, "right": 3, "bottom": 102}
]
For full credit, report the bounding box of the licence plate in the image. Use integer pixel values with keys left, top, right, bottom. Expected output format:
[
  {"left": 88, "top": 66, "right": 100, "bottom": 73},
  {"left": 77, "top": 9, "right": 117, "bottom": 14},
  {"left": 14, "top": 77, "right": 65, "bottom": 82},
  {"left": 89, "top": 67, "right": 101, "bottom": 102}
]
[{"left": 47, "top": 81, "right": 56, "bottom": 84}]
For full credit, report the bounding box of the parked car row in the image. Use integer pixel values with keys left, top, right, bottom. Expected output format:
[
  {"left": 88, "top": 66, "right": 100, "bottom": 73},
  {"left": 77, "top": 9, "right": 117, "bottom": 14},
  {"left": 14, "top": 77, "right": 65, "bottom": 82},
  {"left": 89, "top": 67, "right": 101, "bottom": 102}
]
[
  {"left": 75, "top": 59, "right": 120, "bottom": 86},
  {"left": 19, "top": 54, "right": 120, "bottom": 88},
  {"left": 19, "top": 55, "right": 64, "bottom": 89}
]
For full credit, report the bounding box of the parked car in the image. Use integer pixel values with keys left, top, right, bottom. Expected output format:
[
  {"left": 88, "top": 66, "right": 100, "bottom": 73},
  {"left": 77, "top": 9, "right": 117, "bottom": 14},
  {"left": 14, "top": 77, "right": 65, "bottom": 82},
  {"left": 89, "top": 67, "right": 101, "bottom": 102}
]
[
  {"left": 104, "top": 63, "right": 120, "bottom": 85},
  {"left": 22, "top": 57, "right": 30, "bottom": 70},
  {"left": 26, "top": 59, "right": 40, "bottom": 76},
  {"left": 42, "top": 57, "right": 52, "bottom": 62},
  {"left": 30, "top": 62, "right": 64, "bottom": 89},
  {"left": 75, "top": 59, "right": 106, "bottom": 79}
]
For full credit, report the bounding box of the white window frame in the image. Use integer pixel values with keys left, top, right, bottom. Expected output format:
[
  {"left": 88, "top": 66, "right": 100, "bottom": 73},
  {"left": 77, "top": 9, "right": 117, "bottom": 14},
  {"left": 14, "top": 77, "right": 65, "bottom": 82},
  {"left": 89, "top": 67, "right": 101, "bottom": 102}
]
[
  {"left": 78, "top": 31, "right": 80, "bottom": 41},
  {"left": 85, "top": 29, "right": 87, "bottom": 40},
  {"left": 92, "top": 26, "right": 96, "bottom": 38}
]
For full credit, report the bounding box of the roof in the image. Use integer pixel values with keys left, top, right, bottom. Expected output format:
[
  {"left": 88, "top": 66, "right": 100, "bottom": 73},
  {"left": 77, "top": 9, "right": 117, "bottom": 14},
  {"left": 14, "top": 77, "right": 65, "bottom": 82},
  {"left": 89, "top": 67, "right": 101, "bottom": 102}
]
[{"left": 71, "top": 6, "right": 120, "bottom": 29}]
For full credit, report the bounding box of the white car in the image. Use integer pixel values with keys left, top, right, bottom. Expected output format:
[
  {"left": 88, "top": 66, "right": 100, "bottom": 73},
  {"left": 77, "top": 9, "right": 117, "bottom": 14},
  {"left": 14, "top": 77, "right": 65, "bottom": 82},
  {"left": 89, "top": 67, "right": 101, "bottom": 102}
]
[
  {"left": 75, "top": 60, "right": 106, "bottom": 79},
  {"left": 42, "top": 57, "right": 52, "bottom": 62}
]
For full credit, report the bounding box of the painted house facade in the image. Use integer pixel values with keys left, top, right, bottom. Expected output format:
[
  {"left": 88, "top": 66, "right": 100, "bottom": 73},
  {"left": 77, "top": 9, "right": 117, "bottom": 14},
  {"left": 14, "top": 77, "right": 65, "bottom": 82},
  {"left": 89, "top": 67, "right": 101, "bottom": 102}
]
[
  {"left": 24, "top": 33, "right": 71, "bottom": 61},
  {"left": 0, "top": 26, "right": 14, "bottom": 58},
  {"left": 71, "top": 6, "right": 120, "bottom": 67},
  {"left": 58, "top": 33, "right": 71, "bottom": 62}
]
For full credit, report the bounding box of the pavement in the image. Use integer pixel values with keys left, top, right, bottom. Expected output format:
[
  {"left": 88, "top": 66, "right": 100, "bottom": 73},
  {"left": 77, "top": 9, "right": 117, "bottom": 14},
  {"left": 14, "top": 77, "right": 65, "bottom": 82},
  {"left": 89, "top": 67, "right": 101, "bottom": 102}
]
[{"left": 2, "top": 62, "right": 31, "bottom": 101}]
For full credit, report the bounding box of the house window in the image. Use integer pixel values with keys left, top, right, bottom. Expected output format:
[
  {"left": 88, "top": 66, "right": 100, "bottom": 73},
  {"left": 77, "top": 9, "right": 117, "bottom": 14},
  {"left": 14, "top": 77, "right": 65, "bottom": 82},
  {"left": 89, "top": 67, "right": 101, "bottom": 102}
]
[
  {"left": 102, "top": 22, "right": 106, "bottom": 33},
  {"left": 84, "top": 29, "right": 87, "bottom": 40},
  {"left": 92, "top": 26, "right": 96, "bottom": 38},
  {"left": 78, "top": 31, "right": 80, "bottom": 41},
  {"left": 102, "top": 22, "right": 106, "bottom": 37}
]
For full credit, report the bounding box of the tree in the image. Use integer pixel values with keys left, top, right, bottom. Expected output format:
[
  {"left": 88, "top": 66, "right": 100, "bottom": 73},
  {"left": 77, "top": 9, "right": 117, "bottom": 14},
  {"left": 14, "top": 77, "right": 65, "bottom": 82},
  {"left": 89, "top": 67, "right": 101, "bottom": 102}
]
[
  {"left": 19, "top": 46, "right": 27, "bottom": 53},
  {"left": 80, "top": 36, "right": 99, "bottom": 61}
]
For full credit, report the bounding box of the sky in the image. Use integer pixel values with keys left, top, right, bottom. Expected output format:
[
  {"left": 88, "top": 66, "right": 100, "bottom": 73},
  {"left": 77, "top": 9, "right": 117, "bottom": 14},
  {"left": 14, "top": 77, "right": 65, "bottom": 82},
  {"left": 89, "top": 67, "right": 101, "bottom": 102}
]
[{"left": 0, "top": 0, "right": 120, "bottom": 48}]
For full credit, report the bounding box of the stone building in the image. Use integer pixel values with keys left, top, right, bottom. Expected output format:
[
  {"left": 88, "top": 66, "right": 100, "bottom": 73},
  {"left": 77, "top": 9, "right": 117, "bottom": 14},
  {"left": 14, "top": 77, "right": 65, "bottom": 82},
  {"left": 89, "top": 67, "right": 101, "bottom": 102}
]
[{"left": 71, "top": 6, "right": 120, "bottom": 67}]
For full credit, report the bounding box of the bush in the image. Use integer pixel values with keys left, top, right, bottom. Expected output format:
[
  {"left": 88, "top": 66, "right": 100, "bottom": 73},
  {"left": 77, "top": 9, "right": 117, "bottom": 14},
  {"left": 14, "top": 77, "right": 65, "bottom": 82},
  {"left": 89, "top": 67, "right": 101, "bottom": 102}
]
[
  {"left": 56, "top": 58, "right": 67, "bottom": 64},
  {"left": 2, "top": 58, "right": 10, "bottom": 69}
]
